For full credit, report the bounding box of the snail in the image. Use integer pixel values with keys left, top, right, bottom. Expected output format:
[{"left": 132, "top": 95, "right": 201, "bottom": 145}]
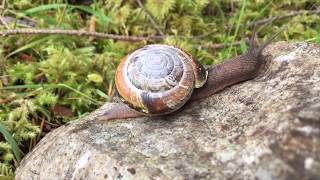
[
  {"left": 115, "top": 44, "right": 208, "bottom": 115},
  {"left": 98, "top": 30, "right": 282, "bottom": 121}
]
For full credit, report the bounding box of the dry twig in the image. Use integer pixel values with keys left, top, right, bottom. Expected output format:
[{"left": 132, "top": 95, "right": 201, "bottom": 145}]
[
  {"left": 0, "top": 28, "right": 164, "bottom": 41},
  {"left": 0, "top": 28, "right": 249, "bottom": 49},
  {"left": 0, "top": 20, "right": 265, "bottom": 50},
  {"left": 248, "top": 9, "right": 320, "bottom": 27}
]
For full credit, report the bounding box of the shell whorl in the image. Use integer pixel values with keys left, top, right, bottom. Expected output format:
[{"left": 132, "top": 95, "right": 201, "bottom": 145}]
[
  {"left": 115, "top": 44, "right": 207, "bottom": 115},
  {"left": 127, "top": 45, "right": 184, "bottom": 92}
]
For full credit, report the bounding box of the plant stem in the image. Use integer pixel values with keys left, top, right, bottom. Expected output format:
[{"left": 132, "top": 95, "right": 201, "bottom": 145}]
[{"left": 0, "top": 28, "right": 163, "bottom": 41}]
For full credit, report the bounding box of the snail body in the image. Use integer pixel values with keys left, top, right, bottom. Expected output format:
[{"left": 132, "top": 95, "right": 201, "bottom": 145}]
[{"left": 115, "top": 44, "right": 207, "bottom": 115}]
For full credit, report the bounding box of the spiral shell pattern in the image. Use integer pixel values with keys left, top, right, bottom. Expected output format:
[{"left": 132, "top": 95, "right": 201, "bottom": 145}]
[{"left": 115, "top": 44, "right": 207, "bottom": 115}]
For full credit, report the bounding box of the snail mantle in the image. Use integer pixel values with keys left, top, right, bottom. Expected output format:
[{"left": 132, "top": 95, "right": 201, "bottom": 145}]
[{"left": 16, "top": 42, "right": 320, "bottom": 180}]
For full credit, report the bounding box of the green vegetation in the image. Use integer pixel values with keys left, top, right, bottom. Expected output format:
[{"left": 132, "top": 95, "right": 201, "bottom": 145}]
[{"left": 0, "top": 0, "right": 319, "bottom": 177}]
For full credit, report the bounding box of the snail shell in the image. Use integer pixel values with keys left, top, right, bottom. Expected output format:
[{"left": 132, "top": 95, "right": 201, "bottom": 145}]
[{"left": 115, "top": 44, "right": 208, "bottom": 115}]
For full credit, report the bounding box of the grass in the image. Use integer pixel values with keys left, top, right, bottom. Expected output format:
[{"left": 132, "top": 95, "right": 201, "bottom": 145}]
[
  {"left": 0, "top": 124, "right": 21, "bottom": 162},
  {"left": 2, "top": 84, "right": 101, "bottom": 104},
  {"left": 0, "top": 0, "right": 319, "bottom": 177}
]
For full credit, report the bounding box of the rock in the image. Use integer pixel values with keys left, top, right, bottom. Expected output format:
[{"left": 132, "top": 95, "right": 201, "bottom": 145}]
[{"left": 15, "top": 42, "right": 320, "bottom": 180}]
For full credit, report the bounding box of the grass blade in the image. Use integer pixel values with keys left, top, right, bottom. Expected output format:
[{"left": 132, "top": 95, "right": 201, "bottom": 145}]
[
  {"left": 24, "top": 4, "right": 111, "bottom": 23},
  {"left": 24, "top": 4, "right": 68, "bottom": 14},
  {"left": 73, "top": 5, "right": 111, "bottom": 23},
  {"left": 240, "top": 39, "right": 248, "bottom": 53},
  {"left": 0, "top": 124, "right": 21, "bottom": 162},
  {"left": 227, "top": 0, "right": 246, "bottom": 54},
  {"left": 6, "top": 36, "right": 51, "bottom": 58}
]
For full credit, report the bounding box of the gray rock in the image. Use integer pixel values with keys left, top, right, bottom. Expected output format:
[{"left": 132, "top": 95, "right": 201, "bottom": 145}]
[{"left": 15, "top": 42, "right": 320, "bottom": 180}]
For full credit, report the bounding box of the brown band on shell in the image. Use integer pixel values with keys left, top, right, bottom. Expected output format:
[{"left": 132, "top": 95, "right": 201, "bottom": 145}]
[
  {"left": 137, "top": 53, "right": 195, "bottom": 114},
  {"left": 175, "top": 48, "right": 208, "bottom": 88},
  {"left": 115, "top": 54, "right": 145, "bottom": 110},
  {"left": 140, "top": 92, "right": 158, "bottom": 113}
]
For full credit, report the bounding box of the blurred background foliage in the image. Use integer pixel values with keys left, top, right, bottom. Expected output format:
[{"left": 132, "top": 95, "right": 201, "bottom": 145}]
[{"left": 0, "top": 0, "right": 319, "bottom": 177}]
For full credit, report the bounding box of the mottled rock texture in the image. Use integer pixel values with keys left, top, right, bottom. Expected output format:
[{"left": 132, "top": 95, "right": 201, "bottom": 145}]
[{"left": 16, "top": 42, "right": 320, "bottom": 180}]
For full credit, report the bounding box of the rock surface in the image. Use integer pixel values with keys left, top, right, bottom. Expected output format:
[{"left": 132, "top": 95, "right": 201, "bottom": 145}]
[{"left": 16, "top": 42, "right": 320, "bottom": 180}]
